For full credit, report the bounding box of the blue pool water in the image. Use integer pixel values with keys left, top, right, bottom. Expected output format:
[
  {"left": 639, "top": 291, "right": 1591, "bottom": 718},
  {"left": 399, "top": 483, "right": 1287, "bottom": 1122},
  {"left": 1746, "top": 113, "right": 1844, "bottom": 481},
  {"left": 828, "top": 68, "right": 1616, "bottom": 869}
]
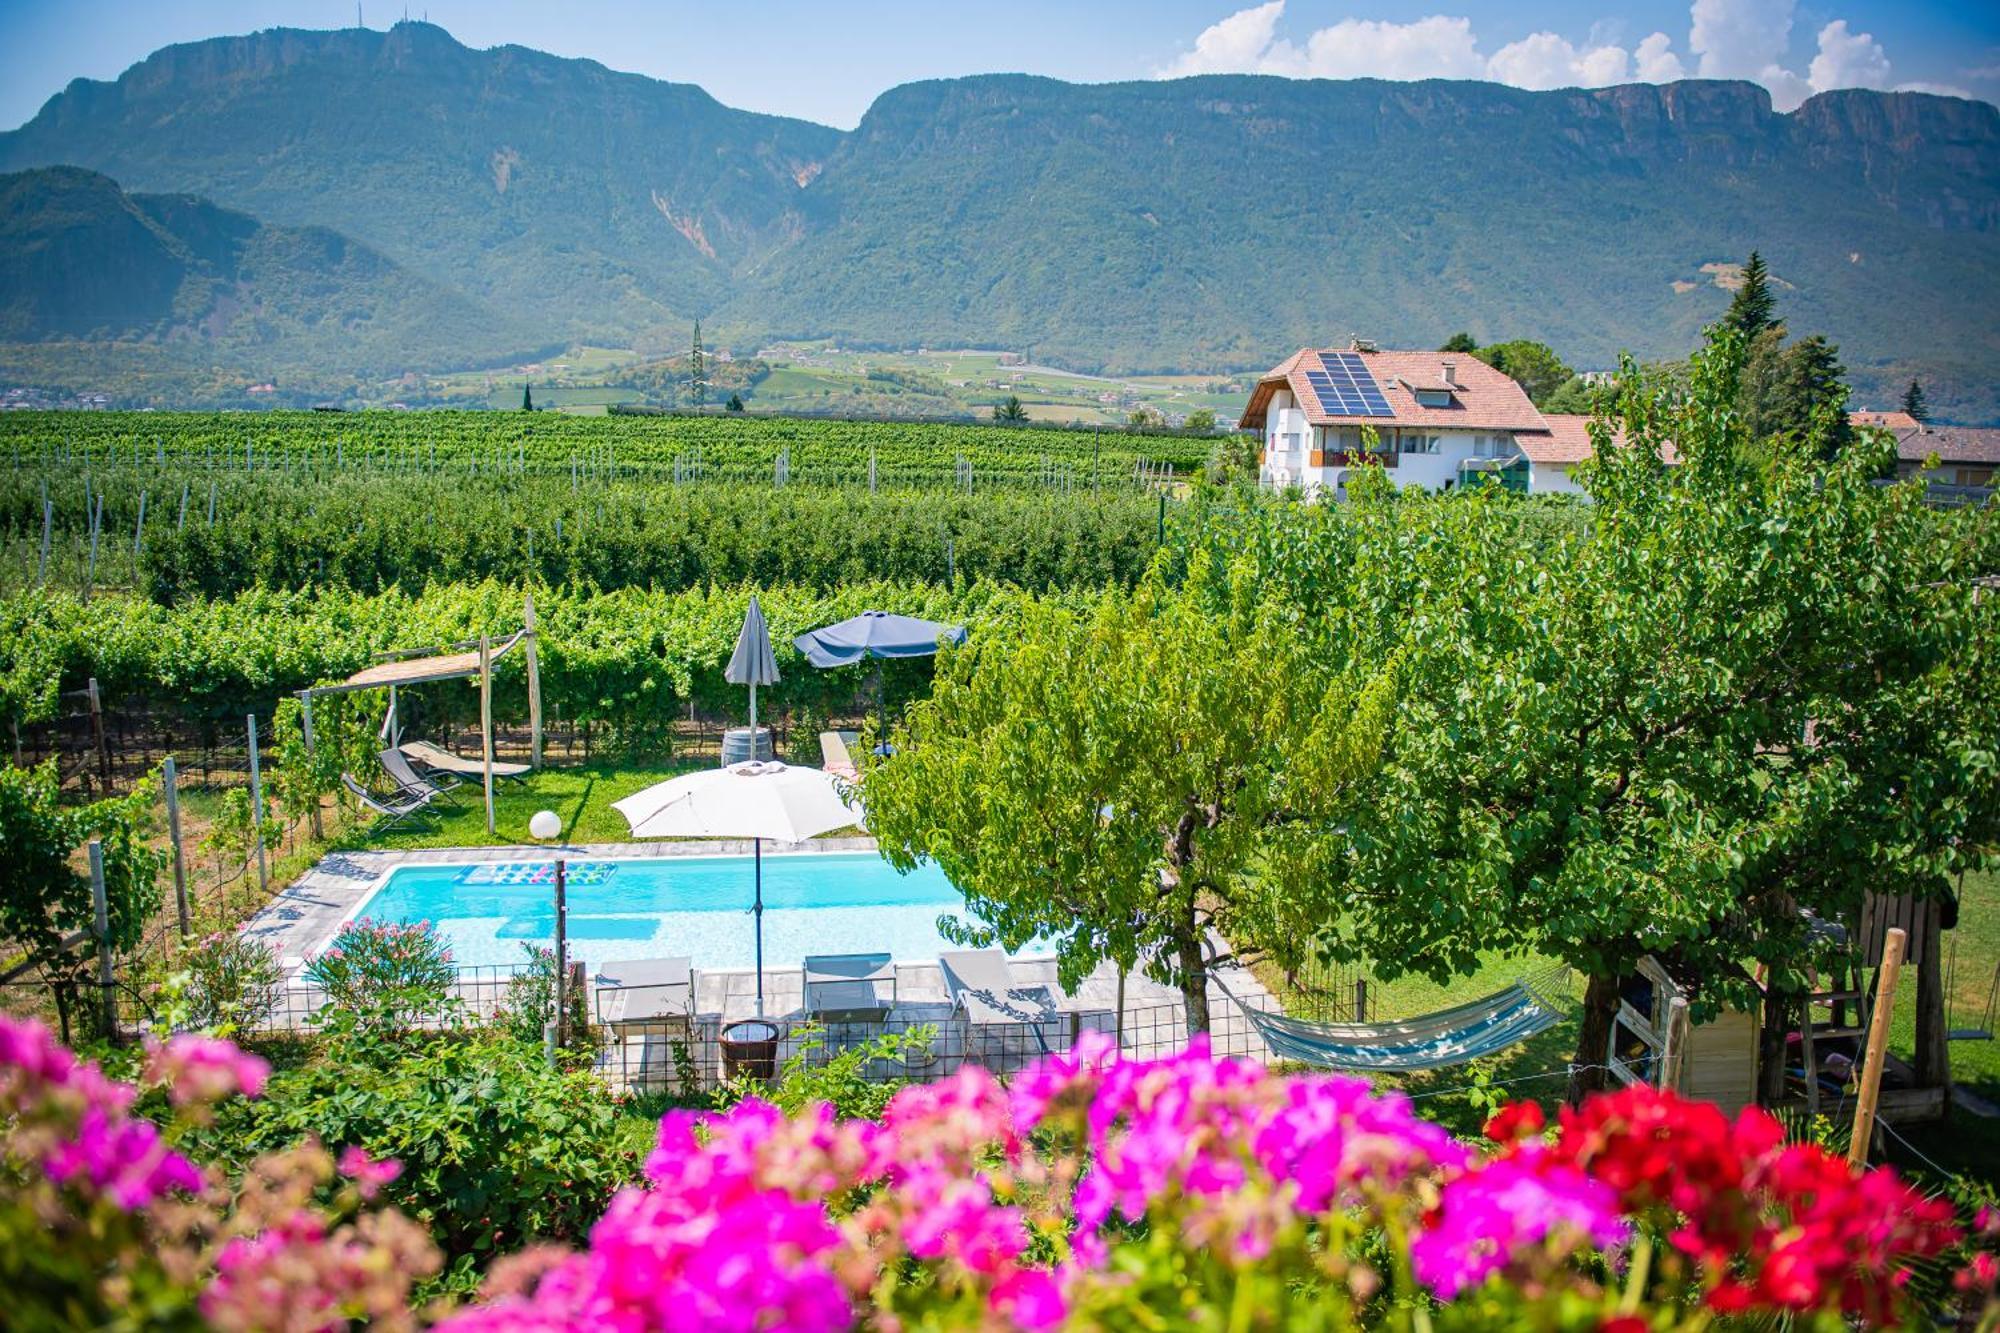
[{"left": 345, "top": 852, "right": 1034, "bottom": 970}]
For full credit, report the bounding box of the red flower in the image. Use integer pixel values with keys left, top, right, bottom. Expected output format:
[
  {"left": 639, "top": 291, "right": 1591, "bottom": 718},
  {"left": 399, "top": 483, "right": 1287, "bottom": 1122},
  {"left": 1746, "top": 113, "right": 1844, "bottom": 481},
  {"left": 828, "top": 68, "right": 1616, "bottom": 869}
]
[{"left": 1483, "top": 1100, "right": 1546, "bottom": 1144}]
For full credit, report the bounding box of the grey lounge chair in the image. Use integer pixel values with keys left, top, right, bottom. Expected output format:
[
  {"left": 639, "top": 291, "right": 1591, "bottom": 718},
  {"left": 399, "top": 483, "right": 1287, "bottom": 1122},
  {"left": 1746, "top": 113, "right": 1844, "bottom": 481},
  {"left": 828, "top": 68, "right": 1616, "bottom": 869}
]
[
  {"left": 380, "top": 748, "right": 461, "bottom": 801},
  {"left": 805, "top": 952, "right": 896, "bottom": 1022},
  {"left": 940, "top": 949, "right": 1056, "bottom": 1054},
  {"left": 400, "top": 740, "right": 531, "bottom": 781},
  {"left": 341, "top": 774, "right": 440, "bottom": 829},
  {"left": 595, "top": 957, "right": 695, "bottom": 1026}
]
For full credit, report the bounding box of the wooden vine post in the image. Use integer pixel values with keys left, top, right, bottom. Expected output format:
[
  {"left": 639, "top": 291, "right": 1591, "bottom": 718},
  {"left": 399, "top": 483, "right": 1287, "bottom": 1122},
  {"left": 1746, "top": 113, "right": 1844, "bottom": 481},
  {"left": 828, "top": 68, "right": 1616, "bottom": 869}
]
[
  {"left": 163, "top": 756, "right": 190, "bottom": 938},
  {"left": 247, "top": 713, "right": 268, "bottom": 897},
  {"left": 88, "top": 839, "right": 117, "bottom": 1041},
  {"left": 524, "top": 595, "right": 544, "bottom": 771},
  {"left": 480, "top": 634, "right": 496, "bottom": 836},
  {"left": 1849, "top": 927, "right": 1907, "bottom": 1168}
]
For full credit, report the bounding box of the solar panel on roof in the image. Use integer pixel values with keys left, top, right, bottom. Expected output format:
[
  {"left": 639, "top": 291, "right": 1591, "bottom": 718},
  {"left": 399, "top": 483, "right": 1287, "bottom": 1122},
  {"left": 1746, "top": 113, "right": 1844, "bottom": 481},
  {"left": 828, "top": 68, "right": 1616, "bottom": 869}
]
[{"left": 1305, "top": 351, "right": 1395, "bottom": 418}]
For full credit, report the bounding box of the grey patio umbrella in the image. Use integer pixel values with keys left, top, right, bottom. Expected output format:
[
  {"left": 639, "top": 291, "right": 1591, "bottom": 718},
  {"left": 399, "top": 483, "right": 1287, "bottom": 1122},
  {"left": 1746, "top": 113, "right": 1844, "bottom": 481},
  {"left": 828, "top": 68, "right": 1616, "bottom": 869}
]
[
  {"left": 794, "top": 610, "right": 967, "bottom": 736},
  {"left": 725, "top": 595, "right": 780, "bottom": 733}
]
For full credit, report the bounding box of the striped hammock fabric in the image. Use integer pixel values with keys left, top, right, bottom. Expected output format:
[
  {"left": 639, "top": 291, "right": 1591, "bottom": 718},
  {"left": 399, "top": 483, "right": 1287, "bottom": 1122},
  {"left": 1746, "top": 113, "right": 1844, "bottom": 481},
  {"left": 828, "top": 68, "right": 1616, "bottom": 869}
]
[{"left": 1227, "top": 971, "right": 1571, "bottom": 1073}]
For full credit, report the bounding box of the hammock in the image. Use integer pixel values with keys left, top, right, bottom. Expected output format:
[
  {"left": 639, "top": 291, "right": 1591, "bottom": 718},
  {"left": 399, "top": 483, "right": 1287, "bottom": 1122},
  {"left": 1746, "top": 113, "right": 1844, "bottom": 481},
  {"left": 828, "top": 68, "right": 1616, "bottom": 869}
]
[{"left": 1220, "top": 969, "right": 1571, "bottom": 1073}]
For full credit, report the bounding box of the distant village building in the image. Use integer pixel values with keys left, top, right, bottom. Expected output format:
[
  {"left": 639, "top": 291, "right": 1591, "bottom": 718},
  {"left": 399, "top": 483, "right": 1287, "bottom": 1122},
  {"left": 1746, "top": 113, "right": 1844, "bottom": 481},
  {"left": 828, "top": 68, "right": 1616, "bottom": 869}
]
[
  {"left": 1852, "top": 412, "right": 2000, "bottom": 490},
  {"left": 1241, "top": 342, "right": 1562, "bottom": 497}
]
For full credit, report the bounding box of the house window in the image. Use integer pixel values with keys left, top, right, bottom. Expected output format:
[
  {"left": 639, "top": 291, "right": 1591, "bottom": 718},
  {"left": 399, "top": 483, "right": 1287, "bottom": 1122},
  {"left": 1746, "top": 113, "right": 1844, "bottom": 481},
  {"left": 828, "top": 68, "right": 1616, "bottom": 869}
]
[
  {"left": 1401, "top": 434, "right": 1439, "bottom": 455},
  {"left": 1415, "top": 388, "right": 1453, "bottom": 408}
]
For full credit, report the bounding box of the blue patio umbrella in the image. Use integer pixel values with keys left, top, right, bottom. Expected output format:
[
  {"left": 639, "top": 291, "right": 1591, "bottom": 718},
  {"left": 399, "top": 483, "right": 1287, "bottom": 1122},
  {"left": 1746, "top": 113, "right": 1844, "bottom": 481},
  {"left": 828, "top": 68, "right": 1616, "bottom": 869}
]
[{"left": 794, "top": 610, "right": 967, "bottom": 738}]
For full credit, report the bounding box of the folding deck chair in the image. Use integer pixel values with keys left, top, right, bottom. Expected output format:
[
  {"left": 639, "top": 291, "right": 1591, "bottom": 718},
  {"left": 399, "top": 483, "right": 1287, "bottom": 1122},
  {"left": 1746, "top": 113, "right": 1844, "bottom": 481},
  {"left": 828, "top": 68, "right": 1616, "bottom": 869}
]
[
  {"left": 941, "top": 950, "right": 1057, "bottom": 1056},
  {"left": 400, "top": 740, "right": 532, "bottom": 781},
  {"left": 341, "top": 774, "right": 441, "bottom": 829},
  {"left": 804, "top": 953, "right": 896, "bottom": 1023},
  {"left": 380, "top": 748, "right": 461, "bottom": 801}
]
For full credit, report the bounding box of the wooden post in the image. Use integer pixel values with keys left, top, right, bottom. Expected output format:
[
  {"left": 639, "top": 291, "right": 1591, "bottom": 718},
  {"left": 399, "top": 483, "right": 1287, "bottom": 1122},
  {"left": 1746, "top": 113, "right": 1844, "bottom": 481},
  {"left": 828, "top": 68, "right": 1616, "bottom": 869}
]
[
  {"left": 88, "top": 840, "right": 117, "bottom": 1041},
  {"left": 1355, "top": 977, "right": 1369, "bottom": 1023},
  {"left": 132, "top": 489, "right": 146, "bottom": 560},
  {"left": 1913, "top": 897, "right": 1950, "bottom": 1093},
  {"left": 298, "top": 690, "right": 323, "bottom": 840},
  {"left": 37, "top": 498, "right": 51, "bottom": 584},
  {"left": 524, "top": 596, "right": 544, "bottom": 771},
  {"left": 1849, "top": 927, "right": 1907, "bottom": 1168},
  {"left": 163, "top": 756, "right": 190, "bottom": 938},
  {"left": 1658, "top": 995, "right": 1690, "bottom": 1092},
  {"left": 480, "top": 634, "right": 496, "bottom": 835},
  {"left": 86, "top": 677, "right": 112, "bottom": 793},
  {"left": 84, "top": 494, "right": 100, "bottom": 600},
  {"left": 247, "top": 712, "right": 268, "bottom": 897}
]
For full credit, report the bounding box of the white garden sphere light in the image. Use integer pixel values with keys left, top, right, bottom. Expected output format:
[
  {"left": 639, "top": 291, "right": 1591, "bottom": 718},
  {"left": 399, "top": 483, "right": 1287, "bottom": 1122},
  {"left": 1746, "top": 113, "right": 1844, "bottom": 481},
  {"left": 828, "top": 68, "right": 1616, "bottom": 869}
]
[{"left": 528, "top": 809, "right": 562, "bottom": 841}]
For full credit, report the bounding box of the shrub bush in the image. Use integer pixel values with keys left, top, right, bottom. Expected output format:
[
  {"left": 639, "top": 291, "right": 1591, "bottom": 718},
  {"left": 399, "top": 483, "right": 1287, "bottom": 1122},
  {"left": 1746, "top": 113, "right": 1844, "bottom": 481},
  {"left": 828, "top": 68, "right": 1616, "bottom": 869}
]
[{"left": 302, "top": 919, "right": 455, "bottom": 1036}]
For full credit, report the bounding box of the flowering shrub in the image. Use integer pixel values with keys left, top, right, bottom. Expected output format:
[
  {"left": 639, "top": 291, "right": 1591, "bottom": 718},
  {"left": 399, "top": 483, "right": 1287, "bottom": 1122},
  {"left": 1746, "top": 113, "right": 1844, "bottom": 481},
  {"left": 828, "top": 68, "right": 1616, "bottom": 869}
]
[
  {"left": 4, "top": 1018, "right": 1992, "bottom": 1331},
  {"left": 149, "top": 928, "right": 287, "bottom": 1034},
  {"left": 443, "top": 1033, "right": 1973, "bottom": 1332},
  {"left": 304, "top": 918, "right": 455, "bottom": 1035},
  {"left": 0, "top": 1014, "right": 437, "bottom": 1330}
]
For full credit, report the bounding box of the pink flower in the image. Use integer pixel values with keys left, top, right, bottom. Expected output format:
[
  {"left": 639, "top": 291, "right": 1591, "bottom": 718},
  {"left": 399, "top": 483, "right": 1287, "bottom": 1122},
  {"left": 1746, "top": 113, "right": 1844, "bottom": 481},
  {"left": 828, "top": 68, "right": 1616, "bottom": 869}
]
[
  {"left": 144, "top": 1034, "right": 270, "bottom": 1106},
  {"left": 991, "top": 1267, "right": 1068, "bottom": 1330},
  {"left": 337, "top": 1144, "right": 404, "bottom": 1199},
  {"left": 1411, "top": 1152, "right": 1628, "bottom": 1298}
]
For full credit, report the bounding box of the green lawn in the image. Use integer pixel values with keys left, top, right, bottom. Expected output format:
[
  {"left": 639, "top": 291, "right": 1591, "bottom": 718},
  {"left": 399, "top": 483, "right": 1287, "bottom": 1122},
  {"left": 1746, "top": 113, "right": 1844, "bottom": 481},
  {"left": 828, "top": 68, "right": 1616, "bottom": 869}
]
[{"left": 344, "top": 761, "right": 707, "bottom": 851}]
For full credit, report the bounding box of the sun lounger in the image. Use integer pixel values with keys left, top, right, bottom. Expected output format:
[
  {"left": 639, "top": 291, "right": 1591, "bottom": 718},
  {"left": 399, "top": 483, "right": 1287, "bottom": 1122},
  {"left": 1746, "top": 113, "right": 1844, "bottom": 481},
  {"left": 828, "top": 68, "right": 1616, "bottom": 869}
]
[
  {"left": 940, "top": 949, "right": 1056, "bottom": 1053},
  {"left": 805, "top": 952, "right": 896, "bottom": 1022},
  {"left": 595, "top": 956, "right": 695, "bottom": 1026},
  {"left": 400, "top": 740, "right": 531, "bottom": 781},
  {"left": 380, "top": 747, "right": 461, "bottom": 800},
  {"left": 820, "top": 731, "right": 860, "bottom": 781},
  {"left": 341, "top": 774, "right": 440, "bottom": 829}
]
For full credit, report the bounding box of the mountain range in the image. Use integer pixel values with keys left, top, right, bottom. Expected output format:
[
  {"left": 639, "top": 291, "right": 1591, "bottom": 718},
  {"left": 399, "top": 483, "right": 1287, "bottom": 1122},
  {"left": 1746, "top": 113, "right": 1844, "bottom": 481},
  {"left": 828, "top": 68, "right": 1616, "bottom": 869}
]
[{"left": 1, "top": 21, "right": 1996, "bottom": 419}]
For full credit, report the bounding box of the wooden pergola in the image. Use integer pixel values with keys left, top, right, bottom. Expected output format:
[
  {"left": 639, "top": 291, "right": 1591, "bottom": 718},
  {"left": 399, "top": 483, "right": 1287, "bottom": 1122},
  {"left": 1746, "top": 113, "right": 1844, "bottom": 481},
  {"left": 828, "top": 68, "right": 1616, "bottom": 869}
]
[{"left": 298, "top": 595, "right": 543, "bottom": 834}]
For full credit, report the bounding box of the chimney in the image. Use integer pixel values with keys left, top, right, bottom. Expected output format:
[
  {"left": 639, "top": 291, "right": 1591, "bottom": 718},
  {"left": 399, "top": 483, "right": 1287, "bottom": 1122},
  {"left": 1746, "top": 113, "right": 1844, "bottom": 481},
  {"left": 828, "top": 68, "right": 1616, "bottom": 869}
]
[{"left": 1441, "top": 361, "right": 1456, "bottom": 386}]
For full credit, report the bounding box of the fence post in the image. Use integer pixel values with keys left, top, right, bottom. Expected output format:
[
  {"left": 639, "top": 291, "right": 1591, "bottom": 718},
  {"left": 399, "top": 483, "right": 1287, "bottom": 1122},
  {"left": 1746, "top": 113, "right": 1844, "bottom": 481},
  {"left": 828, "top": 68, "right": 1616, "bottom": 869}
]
[
  {"left": 524, "top": 595, "right": 544, "bottom": 771},
  {"left": 163, "top": 756, "right": 190, "bottom": 938},
  {"left": 86, "top": 677, "right": 112, "bottom": 793},
  {"left": 84, "top": 494, "right": 101, "bottom": 600},
  {"left": 37, "top": 498, "right": 51, "bottom": 584},
  {"left": 132, "top": 489, "right": 147, "bottom": 560},
  {"left": 247, "top": 713, "right": 269, "bottom": 897},
  {"left": 1354, "top": 977, "right": 1368, "bottom": 1023},
  {"left": 1657, "top": 995, "right": 1690, "bottom": 1091},
  {"left": 88, "top": 839, "right": 118, "bottom": 1042}
]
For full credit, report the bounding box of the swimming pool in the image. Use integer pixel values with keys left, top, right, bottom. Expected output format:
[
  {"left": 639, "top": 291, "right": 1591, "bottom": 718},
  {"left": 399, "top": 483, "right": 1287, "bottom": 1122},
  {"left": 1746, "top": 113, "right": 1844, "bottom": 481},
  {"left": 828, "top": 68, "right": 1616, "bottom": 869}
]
[{"left": 341, "top": 852, "right": 1035, "bottom": 971}]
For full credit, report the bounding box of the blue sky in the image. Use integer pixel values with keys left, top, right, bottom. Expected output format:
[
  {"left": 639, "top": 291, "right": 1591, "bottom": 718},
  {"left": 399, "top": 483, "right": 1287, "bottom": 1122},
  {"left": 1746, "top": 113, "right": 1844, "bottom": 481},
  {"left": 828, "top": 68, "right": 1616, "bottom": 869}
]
[{"left": 0, "top": 0, "right": 1994, "bottom": 131}]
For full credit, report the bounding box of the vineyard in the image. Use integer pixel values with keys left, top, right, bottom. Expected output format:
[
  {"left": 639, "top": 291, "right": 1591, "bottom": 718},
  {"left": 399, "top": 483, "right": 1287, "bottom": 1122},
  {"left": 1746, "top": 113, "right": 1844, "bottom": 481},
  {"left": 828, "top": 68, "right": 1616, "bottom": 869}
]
[
  {"left": 0, "top": 410, "right": 1211, "bottom": 484},
  {"left": 0, "top": 411, "right": 1201, "bottom": 601}
]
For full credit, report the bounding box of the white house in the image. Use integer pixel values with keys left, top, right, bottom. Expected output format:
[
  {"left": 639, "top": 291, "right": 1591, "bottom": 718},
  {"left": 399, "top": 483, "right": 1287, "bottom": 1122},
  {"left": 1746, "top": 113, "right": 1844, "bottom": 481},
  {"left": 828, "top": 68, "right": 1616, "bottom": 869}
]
[{"left": 1241, "top": 342, "right": 1589, "bottom": 497}]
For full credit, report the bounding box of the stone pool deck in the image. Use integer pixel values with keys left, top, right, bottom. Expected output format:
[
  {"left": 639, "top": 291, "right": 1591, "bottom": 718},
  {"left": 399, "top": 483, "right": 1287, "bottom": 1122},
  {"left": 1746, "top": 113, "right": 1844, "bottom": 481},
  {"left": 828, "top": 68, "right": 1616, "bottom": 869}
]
[{"left": 241, "top": 840, "right": 1281, "bottom": 1085}]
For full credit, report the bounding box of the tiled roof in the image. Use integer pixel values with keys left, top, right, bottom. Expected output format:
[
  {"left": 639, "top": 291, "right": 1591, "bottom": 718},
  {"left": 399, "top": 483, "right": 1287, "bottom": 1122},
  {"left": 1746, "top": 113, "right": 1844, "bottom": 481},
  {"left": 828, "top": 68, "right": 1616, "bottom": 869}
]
[
  {"left": 1851, "top": 410, "right": 1921, "bottom": 435},
  {"left": 1515, "top": 414, "right": 1675, "bottom": 467},
  {"left": 1240, "top": 347, "right": 1546, "bottom": 432},
  {"left": 1895, "top": 424, "right": 2000, "bottom": 465}
]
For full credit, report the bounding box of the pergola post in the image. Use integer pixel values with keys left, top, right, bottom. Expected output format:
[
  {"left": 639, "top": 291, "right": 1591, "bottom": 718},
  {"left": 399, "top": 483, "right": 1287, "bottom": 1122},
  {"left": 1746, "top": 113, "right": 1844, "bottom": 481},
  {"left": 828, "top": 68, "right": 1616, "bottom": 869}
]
[
  {"left": 480, "top": 633, "right": 496, "bottom": 835},
  {"left": 297, "top": 690, "right": 322, "bottom": 840},
  {"left": 524, "top": 594, "right": 544, "bottom": 771}
]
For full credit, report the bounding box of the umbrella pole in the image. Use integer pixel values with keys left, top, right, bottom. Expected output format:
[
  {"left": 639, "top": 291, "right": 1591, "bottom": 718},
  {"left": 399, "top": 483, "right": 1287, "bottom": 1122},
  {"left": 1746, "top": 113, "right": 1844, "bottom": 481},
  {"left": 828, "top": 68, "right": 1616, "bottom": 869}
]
[{"left": 753, "top": 837, "right": 765, "bottom": 1017}]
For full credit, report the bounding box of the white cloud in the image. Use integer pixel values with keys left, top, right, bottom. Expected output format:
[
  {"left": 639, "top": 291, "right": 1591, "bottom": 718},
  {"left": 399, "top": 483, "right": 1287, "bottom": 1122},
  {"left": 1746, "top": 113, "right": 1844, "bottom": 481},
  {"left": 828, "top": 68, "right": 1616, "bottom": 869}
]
[
  {"left": 1299, "top": 16, "right": 1486, "bottom": 80},
  {"left": 1158, "top": 1, "right": 1974, "bottom": 113},
  {"left": 1159, "top": 1, "right": 1299, "bottom": 78},
  {"left": 1808, "top": 20, "right": 1890, "bottom": 93},
  {"left": 1633, "top": 32, "right": 1687, "bottom": 83},
  {"left": 1689, "top": 0, "right": 1794, "bottom": 81},
  {"left": 1487, "top": 32, "right": 1631, "bottom": 90}
]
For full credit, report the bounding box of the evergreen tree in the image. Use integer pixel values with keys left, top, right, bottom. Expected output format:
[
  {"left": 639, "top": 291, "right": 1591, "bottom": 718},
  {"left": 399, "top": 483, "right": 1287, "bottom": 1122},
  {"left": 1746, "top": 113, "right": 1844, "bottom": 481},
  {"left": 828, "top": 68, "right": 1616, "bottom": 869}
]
[
  {"left": 688, "top": 320, "right": 708, "bottom": 410},
  {"left": 1724, "top": 251, "right": 1777, "bottom": 338},
  {"left": 1438, "top": 332, "right": 1478, "bottom": 353},
  {"left": 726, "top": 392, "right": 745, "bottom": 412},
  {"left": 1900, "top": 378, "right": 1930, "bottom": 423},
  {"left": 521, "top": 383, "right": 533, "bottom": 412},
  {"left": 1771, "top": 334, "right": 1853, "bottom": 458}
]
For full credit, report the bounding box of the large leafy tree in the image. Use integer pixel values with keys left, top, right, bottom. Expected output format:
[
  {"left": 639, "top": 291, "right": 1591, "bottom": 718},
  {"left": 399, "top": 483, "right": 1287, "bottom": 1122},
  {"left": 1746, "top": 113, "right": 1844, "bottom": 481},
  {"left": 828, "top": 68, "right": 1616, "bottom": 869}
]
[
  {"left": 1315, "top": 330, "right": 1998, "bottom": 1090},
  {"left": 1472, "top": 339, "right": 1574, "bottom": 406},
  {"left": 0, "top": 762, "right": 165, "bottom": 1039},
  {"left": 863, "top": 551, "right": 1397, "bottom": 1031}
]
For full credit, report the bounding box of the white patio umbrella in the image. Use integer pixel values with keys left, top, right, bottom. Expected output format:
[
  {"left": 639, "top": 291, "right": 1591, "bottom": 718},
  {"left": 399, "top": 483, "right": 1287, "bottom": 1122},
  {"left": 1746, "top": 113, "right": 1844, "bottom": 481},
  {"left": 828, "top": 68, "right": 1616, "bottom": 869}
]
[
  {"left": 725, "top": 594, "right": 779, "bottom": 735},
  {"left": 610, "top": 761, "right": 865, "bottom": 1015}
]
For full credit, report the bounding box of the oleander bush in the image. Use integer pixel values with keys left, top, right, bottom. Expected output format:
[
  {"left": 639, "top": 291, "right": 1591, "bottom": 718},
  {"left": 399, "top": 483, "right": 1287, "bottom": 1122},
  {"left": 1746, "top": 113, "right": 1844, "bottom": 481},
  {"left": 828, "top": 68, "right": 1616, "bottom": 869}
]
[{"left": 7, "top": 1014, "right": 1998, "bottom": 1331}]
